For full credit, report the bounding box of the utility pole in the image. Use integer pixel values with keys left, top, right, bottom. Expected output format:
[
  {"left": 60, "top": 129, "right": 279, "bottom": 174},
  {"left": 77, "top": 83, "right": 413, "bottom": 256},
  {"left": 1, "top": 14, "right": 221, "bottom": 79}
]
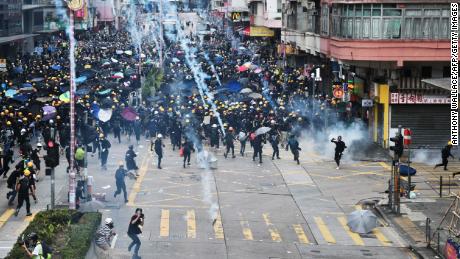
[
  {"left": 159, "top": 0, "right": 164, "bottom": 67},
  {"left": 69, "top": 10, "right": 77, "bottom": 210},
  {"left": 83, "top": 111, "right": 89, "bottom": 201}
]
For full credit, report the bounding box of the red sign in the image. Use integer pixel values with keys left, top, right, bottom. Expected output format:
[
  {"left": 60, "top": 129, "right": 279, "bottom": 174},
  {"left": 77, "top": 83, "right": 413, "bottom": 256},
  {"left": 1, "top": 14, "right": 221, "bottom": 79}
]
[
  {"left": 403, "top": 128, "right": 412, "bottom": 146},
  {"left": 333, "top": 88, "right": 344, "bottom": 99}
]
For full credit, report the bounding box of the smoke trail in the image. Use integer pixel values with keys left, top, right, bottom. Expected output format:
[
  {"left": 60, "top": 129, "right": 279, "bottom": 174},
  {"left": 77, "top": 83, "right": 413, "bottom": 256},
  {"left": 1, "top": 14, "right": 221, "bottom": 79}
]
[
  {"left": 203, "top": 52, "right": 222, "bottom": 87},
  {"left": 127, "top": 0, "right": 143, "bottom": 56}
]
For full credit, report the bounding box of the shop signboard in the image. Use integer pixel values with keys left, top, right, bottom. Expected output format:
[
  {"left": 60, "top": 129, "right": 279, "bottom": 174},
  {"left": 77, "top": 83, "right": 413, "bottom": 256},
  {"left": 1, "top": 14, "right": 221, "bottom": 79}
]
[{"left": 390, "top": 93, "right": 450, "bottom": 104}]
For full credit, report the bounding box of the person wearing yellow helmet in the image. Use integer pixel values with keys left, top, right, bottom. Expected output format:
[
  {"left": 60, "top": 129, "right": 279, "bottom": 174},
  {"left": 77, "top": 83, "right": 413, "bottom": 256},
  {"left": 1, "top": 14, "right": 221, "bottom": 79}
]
[
  {"left": 434, "top": 141, "right": 455, "bottom": 171},
  {"left": 15, "top": 170, "right": 33, "bottom": 216}
]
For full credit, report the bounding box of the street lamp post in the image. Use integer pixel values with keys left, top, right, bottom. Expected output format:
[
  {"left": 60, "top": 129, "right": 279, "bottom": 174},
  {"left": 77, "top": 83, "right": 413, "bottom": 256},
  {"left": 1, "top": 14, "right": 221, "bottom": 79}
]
[{"left": 69, "top": 10, "right": 77, "bottom": 210}]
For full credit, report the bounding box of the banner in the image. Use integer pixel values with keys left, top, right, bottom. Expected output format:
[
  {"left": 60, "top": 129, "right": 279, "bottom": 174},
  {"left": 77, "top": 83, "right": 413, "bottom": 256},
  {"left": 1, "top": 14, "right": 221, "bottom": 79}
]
[{"left": 249, "top": 26, "right": 275, "bottom": 37}]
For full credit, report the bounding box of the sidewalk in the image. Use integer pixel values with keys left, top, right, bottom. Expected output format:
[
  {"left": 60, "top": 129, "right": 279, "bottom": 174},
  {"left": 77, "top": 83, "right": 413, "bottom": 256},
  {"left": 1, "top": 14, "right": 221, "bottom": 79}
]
[{"left": 375, "top": 158, "right": 460, "bottom": 258}]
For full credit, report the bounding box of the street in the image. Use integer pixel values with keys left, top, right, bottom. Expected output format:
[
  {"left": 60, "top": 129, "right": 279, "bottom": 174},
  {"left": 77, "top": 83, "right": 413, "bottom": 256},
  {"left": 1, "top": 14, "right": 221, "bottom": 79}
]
[{"left": 83, "top": 135, "right": 417, "bottom": 259}]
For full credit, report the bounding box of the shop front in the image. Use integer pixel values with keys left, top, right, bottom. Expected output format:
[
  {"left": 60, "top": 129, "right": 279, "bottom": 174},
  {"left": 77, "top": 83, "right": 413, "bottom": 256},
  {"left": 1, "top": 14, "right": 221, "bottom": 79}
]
[{"left": 389, "top": 92, "right": 450, "bottom": 148}]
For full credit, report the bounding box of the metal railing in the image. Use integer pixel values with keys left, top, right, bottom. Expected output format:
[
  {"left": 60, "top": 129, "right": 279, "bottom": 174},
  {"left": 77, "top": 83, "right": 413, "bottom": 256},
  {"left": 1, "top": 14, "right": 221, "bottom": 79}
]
[{"left": 23, "top": 0, "right": 54, "bottom": 5}]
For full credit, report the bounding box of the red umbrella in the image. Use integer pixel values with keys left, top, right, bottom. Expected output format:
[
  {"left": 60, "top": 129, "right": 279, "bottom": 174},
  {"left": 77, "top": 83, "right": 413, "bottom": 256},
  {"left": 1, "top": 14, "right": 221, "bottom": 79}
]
[
  {"left": 121, "top": 107, "right": 138, "bottom": 121},
  {"left": 238, "top": 65, "right": 249, "bottom": 72}
]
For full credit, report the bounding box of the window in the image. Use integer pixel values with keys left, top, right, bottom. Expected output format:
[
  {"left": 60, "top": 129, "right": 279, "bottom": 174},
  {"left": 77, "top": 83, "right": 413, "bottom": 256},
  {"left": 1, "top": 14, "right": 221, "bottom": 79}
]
[
  {"left": 33, "top": 11, "right": 43, "bottom": 26},
  {"left": 371, "top": 18, "right": 380, "bottom": 38},
  {"left": 421, "top": 66, "right": 432, "bottom": 78},
  {"left": 443, "top": 66, "right": 451, "bottom": 78}
]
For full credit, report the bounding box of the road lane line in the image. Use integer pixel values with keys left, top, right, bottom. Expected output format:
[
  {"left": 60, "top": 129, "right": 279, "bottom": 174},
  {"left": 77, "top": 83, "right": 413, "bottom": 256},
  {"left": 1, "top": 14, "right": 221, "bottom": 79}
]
[
  {"left": 292, "top": 224, "right": 309, "bottom": 244},
  {"left": 213, "top": 214, "right": 224, "bottom": 239},
  {"left": 160, "top": 209, "right": 170, "bottom": 237},
  {"left": 262, "top": 213, "right": 282, "bottom": 242},
  {"left": 187, "top": 210, "right": 196, "bottom": 238},
  {"left": 373, "top": 228, "right": 392, "bottom": 246},
  {"left": 240, "top": 221, "right": 253, "bottom": 240},
  {"left": 379, "top": 162, "right": 391, "bottom": 170},
  {"left": 314, "top": 217, "right": 336, "bottom": 244},
  {"left": 338, "top": 217, "right": 365, "bottom": 246},
  {"left": 0, "top": 209, "right": 15, "bottom": 229},
  {"left": 127, "top": 154, "right": 149, "bottom": 206}
]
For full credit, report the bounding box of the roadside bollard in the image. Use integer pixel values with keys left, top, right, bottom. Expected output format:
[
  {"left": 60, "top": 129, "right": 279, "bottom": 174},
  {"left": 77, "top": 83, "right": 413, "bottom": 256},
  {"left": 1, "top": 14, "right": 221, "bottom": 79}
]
[{"left": 440, "top": 176, "right": 443, "bottom": 198}]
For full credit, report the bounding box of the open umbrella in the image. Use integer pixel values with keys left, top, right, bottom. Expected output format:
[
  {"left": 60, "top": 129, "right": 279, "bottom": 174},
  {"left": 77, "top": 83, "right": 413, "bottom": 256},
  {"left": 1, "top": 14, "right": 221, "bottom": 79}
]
[
  {"left": 102, "top": 61, "right": 111, "bottom": 66},
  {"left": 5, "top": 89, "right": 17, "bottom": 98},
  {"left": 255, "top": 126, "right": 271, "bottom": 136},
  {"left": 51, "top": 64, "right": 62, "bottom": 71},
  {"left": 59, "top": 91, "right": 70, "bottom": 103},
  {"left": 172, "top": 57, "right": 180, "bottom": 63},
  {"left": 116, "top": 50, "right": 123, "bottom": 55},
  {"left": 121, "top": 107, "right": 138, "bottom": 121},
  {"left": 98, "top": 109, "right": 113, "bottom": 122},
  {"left": 238, "top": 66, "right": 249, "bottom": 72},
  {"left": 248, "top": 93, "right": 263, "bottom": 99},
  {"left": 98, "top": 89, "right": 112, "bottom": 95},
  {"left": 112, "top": 72, "right": 124, "bottom": 79},
  {"left": 347, "top": 210, "right": 378, "bottom": 234},
  {"left": 254, "top": 68, "right": 263, "bottom": 74},
  {"left": 75, "top": 76, "right": 87, "bottom": 84},
  {"left": 31, "top": 77, "right": 45, "bottom": 82},
  {"left": 36, "top": 96, "right": 53, "bottom": 103},
  {"left": 240, "top": 88, "right": 252, "bottom": 94},
  {"left": 124, "top": 50, "right": 133, "bottom": 56},
  {"left": 42, "top": 105, "right": 57, "bottom": 120}
]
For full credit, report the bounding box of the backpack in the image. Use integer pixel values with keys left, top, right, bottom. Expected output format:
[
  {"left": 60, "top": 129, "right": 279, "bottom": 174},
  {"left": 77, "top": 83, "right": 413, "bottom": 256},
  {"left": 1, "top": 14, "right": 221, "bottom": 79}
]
[
  {"left": 18, "top": 177, "right": 29, "bottom": 194},
  {"left": 40, "top": 241, "right": 53, "bottom": 258},
  {"left": 75, "top": 148, "right": 85, "bottom": 161}
]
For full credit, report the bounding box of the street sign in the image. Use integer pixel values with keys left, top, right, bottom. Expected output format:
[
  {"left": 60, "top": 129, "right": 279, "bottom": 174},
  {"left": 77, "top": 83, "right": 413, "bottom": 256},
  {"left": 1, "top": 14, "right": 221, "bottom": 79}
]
[
  {"left": 362, "top": 99, "right": 373, "bottom": 107},
  {"left": 333, "top": 88, "right": 344, "bottom": 98}
]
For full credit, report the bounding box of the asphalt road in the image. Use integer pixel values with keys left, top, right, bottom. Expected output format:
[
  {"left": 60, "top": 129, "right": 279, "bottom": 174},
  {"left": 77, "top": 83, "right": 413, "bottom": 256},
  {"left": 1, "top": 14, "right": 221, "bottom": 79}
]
[{"left": 0, "top": 133, "right": 418, "bottom": 259}]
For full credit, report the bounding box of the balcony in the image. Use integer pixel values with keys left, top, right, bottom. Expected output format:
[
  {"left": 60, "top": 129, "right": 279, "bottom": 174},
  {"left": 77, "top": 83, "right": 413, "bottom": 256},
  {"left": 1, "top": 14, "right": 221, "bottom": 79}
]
[
  {"left": 22, "top": 0, "right": 54, "bottom": 10},
  {"left": 282, "top": 28, "right": 321, "bottom": 55}
]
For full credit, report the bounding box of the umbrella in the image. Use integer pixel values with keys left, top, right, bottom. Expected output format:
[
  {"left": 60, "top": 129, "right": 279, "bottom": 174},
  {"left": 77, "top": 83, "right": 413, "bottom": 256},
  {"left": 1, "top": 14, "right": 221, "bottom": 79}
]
[
  {"left": 172, "top": 57, "right": 180, "bottom": 63},
  {"left": 238, "top": 66, "right": 249, "bottom": 72},
  {"left": 59, "top": 91, "right": 70, "bottom": 103},
  {"left": 254, "top": 68, "right": 263, "bottom": 74},
  {"left": 51, "top": 64, "right": 62, "bottom": 71},
  {"left": 12, "top": 94, "right": 30, "bottom": 103},
  {"left": 255, "top": 127, "right": 271, "bottom": 136},
  {"left": 75, "top": 76, "right": 87, "bottom": 84},
  {"left": 98, "top": 89, "right": 112, "bottom": 95},
  {"left": 79, "top": 200, "right": 105, "bottom": 212},
  {"left": 102, "top": 61, "right": 111, "bottom": 66},
  {"left": 238, "top": 77, "right": 249, "bottom": 86},
  {"left": 18, "top": 87, "right": 35, "bottom": 93},
  {"left": 240, "top": 88, "right": 252, "bottom": 94},
  {"left": 112, "top": 72, "right": 124, "bottom": 79},
  {"left": 116, "top": 50, "right": 123, "bottom": 55},
  {"left": 347, "top": 210, "right": 378, "bottom": 234},
  {"left": 31, "top": 77, "right": 45, "bottom": 82},
  {"left": 225, "top": 81, "right": 242, "bottom": 93},
  {"left": 98, "top": 109, "right": 113, "bottom": 122},
  {"left": 22, "top": 83, "right": 32, "bottom": 88},
  {"left": 5, "top": 89, "right": 17, "bottom": 98},
  {"left": 121, "top": 107, "right": 138, "bottom": 121},
  {"left": 248, "top": 93, "right": 263, "bottom": 99},
  {"left": 111, "top": 58, "right": 119, "bottom": 63},
  {"left": 36, "top": 96, "right": 53, "bottom": 103},
  {"left": 243, "top": 62, "right": 252, "bottom": 68},
  {"left": 42, "top": 105, "right": 57, "bottom": 120},
  {"left": 124, "top": 50, "right": 133, "bottom": 56}
]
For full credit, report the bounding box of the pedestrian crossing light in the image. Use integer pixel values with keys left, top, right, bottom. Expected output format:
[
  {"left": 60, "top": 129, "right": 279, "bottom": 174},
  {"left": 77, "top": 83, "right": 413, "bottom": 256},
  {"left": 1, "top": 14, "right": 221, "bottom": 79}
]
[{"left": 390, "top": 133, "right": 404, "bottom": 159}]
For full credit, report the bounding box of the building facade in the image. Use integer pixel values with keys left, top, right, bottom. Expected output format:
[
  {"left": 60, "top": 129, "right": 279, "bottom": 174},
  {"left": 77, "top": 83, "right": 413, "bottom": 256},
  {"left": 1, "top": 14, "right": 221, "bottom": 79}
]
[{"left": 282, "top": 1, "right": 452, "bottom": 148}]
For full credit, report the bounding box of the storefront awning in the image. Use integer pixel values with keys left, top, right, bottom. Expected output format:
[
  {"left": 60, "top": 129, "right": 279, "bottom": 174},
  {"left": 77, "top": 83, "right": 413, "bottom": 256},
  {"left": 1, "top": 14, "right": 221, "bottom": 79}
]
[
  {"left": 0, "top": 34, "right": 38, "bottom": 45},
  {"left": 421, "top": 78, "right": 451, "bottom": 91},
  {"left": 243, "top": 26, "right": 275, "bottom": 37}
]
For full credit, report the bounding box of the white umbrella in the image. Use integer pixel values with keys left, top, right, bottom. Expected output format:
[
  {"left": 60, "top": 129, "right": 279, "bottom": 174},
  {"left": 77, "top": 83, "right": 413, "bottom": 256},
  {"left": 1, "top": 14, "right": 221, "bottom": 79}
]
[
  {"left": 255, "top": 127, "right": 271, "bottom": 136},
  {"left": 98, "top": 109, "right": 113, "bottom": 122},
  {"left": 116, "top": 50, "right": 123, "bottom": 55},
  {"left": 238, "top": 132, "right": 247, "bottom": 141},
  {"left": 240, "top": 88, "right": 253, "bottom": 94},
  {"left": 111, "top": 58, "right": 118, "bottom": 63},
  {"left": 124, "top": 50, "right": 133, "bottom": 56},
  {"left": 248, "top": 93, "right": 263, "bottom": 99},
  {"left": 347, "top": 210, "right": 378, "bottom": 234}
]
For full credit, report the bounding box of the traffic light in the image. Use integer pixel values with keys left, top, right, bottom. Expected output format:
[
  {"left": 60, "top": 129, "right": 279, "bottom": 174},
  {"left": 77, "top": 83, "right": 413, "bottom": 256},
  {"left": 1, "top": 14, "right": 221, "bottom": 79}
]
[
  {"left": 45, "top": 141, "right": 60, "bottom": 168},
  {"left": 390, "top": 134, "right": 404, "bottom": 159}
]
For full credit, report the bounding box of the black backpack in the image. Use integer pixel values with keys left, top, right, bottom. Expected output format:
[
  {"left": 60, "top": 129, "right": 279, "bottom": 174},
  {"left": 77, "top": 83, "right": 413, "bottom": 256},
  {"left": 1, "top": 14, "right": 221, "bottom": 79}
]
[
  {"left": 18, "top": 177, "right": 29, "bottom": 194},
  {"left": 41, "top": 241, "right": 53, "bottom": 257}
]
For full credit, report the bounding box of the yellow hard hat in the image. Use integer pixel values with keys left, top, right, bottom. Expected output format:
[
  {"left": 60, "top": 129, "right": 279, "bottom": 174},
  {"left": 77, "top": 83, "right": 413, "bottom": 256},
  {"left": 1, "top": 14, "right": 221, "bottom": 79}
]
[
  {"left": 448, "top": 141, "right": 453, "bottom": 146},
  {"left": 24, "top": 169, "right": 31, "bottom": 177},
  {"left": 27, "top": 161, "right": 34, "bottom": 167},
  {"left": 6, "top": 121, "right": 11, "bottom": 126}
]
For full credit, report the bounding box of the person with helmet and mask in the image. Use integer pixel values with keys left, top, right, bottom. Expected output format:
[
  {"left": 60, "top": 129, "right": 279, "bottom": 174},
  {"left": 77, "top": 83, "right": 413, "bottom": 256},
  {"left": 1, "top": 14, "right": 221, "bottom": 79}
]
[
  {"left": 95, "top": 218, "right": 116, "bottom": 251},
  {"left": 21, "top": 232, "right": 52, "bottom": 259},
  {"left": 99, "top": 134, "right": 111, "bottom": 170},
  {"left": 30, "top": 143, "right": 42, "bottom": 176},
  {"left": 114, "top": 161, "right": 130, "bottom": 202},
  {"left": 125, "top": 145, "right": 138, "bottom": 176},
  {"left": 224, "top": 127, "right": 236, "bottom": 159},
  {"left": 151, "top": 134, "right": 165, "bottom": 169},
  {"left": 331, "top": 136, "right": 347, "bottom": 170},
  {"left": 15, "top": 169, "right": 32, "bottom": 216},
  {"left": 434, "top": 141, "right": 455, "bottom": 171}
]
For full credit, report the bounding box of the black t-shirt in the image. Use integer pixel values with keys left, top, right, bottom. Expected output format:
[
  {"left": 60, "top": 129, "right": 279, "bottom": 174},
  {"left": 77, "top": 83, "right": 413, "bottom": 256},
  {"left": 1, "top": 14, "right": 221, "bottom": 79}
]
[{"left": 128, "top": 214, "right": 143, "bottom": 234}]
